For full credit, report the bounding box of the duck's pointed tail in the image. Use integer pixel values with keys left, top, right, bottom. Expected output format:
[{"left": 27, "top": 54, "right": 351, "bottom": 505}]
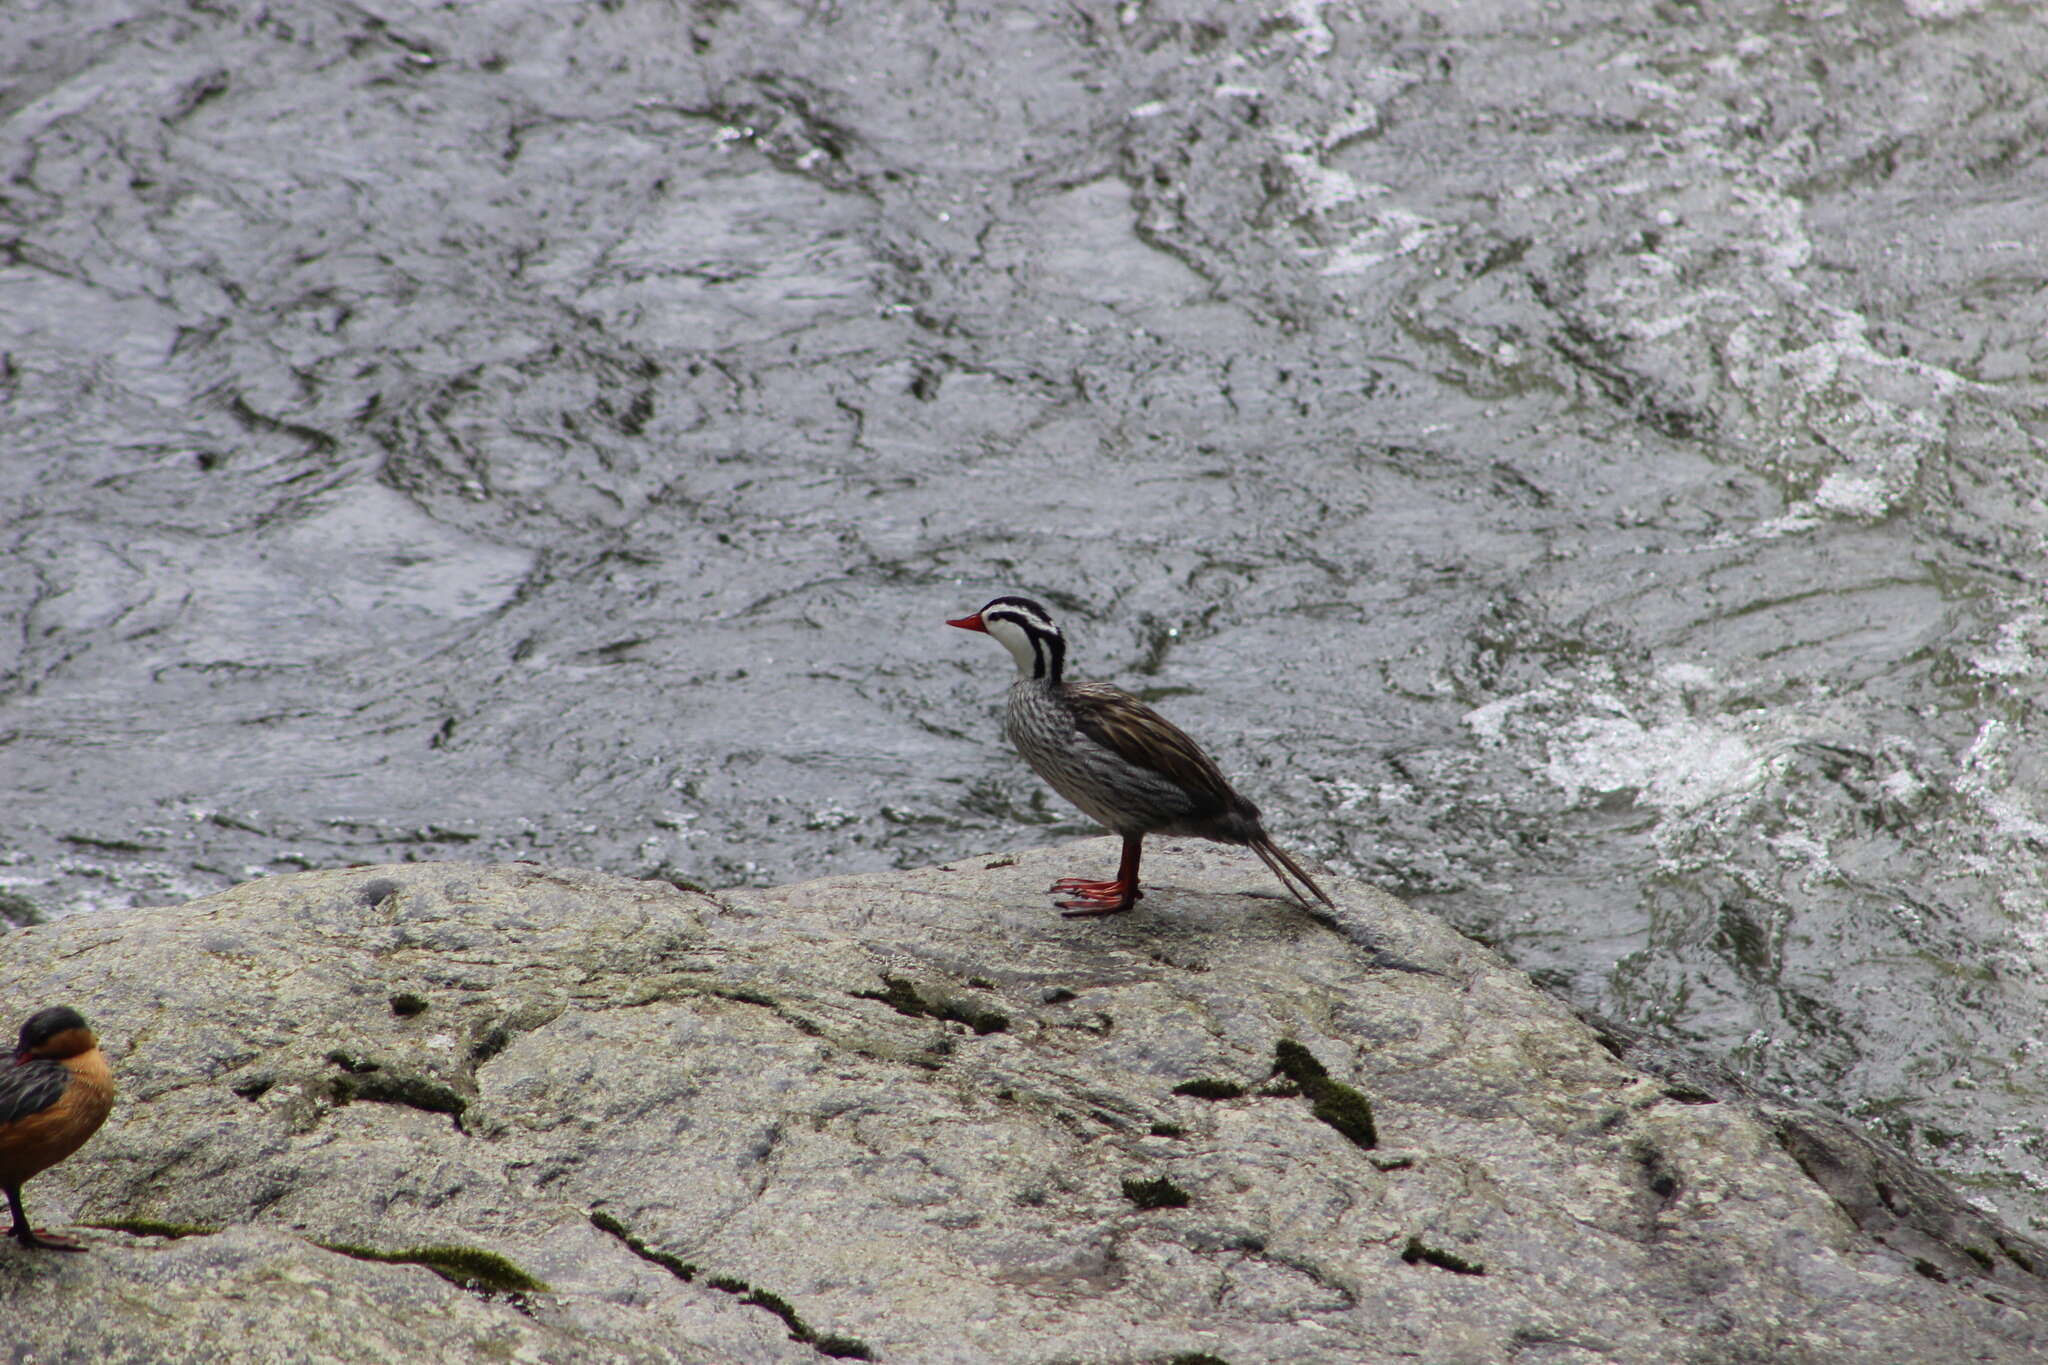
[{"left": 1250, "top": 837, "right": 1335, "bottom": 909}]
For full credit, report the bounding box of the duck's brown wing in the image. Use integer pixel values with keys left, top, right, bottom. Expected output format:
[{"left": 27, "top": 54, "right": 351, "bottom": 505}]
[
  {"left": 1062, "top": 681, "right": 1242, "bottom": 817},
  {"left": 0, "top": 1059, "right": 68, "bottom": 1126}
]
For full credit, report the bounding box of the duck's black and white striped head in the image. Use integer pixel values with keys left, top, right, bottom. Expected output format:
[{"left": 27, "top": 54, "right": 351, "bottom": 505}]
[{"left": 947, "top": 596, "right": 1066, "bottom": 682}]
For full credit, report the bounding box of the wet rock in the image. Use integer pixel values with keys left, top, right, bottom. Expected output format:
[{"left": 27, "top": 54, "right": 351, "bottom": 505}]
[{"left": 2, "top": 841, "right": 2042, "bottom": 1362}]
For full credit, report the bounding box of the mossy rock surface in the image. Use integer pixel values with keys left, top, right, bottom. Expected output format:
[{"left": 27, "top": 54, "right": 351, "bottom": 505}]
[
  {"left": 320, "top": 1240, "right": 549, "bottom": 1294},
  {"left": 1122, "top": 1175, "right": 1192, "bottom": 1210},
  {"left": 1, "top": 844, "right": 2042, "bottom": 1363}
]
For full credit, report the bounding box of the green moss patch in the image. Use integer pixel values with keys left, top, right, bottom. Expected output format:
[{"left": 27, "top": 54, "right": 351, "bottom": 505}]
[
  {"left": 232, "top": 1074, "right": 276, "bottom": 1100},
  {"left": 1122, "top": 1176, "right": 1192, "bottom": 1210},
  {"left": 590, "top": 1209, "right": 699, "bottom": 1281},
  {"left": 1401, "top": 1236, "right": 1485, "bottom": 1276},
  {"left": 853, "top": 974, "right": 1009, "bottom": 1035},
  {"left": 589, "top": 1210, "right": 873, "bottom": 1359},
  {"left": 88, "top": 1218, "right": 220, "bottom": 1240},
  {"left": 335, "top": 1070, "right": 469, "bottom": 1119},
  {"left": 320, "top": 1240, "right": 548, "bottom": 1294},
  {"left": 470, "top": 1023, "right": 513, "bottom": 1063},
  {"left": 1273, "top": 1040, "right": 1377, "bottom": 1150},
  {"left": 709, "top": 1273, "right": 876, "bottom": 1358},
  {"left": 325, "top": 1052, "right": 469, "bottom": 1121},
  {"left": 1172, "top": 1078, "right": 1246, "bottom": 1100}
]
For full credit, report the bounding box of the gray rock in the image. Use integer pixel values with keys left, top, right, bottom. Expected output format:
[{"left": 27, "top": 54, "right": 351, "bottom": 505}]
[
  {"left": 3, "top": 841, "right": 2042, "bottom": 1363},
  {"left": 0, "top": 1224, "right": 718, "bottom": 1364}
]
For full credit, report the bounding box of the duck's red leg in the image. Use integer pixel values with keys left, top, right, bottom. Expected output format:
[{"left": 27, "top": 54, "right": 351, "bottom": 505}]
[{"left": 1053, "top": 835, "right": 1144, "bottom": 916}]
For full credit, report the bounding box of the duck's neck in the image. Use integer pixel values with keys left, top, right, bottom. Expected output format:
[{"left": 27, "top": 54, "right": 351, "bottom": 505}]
[{"left": 1013, "top": 627, "right": 1063, "bottom": 684}]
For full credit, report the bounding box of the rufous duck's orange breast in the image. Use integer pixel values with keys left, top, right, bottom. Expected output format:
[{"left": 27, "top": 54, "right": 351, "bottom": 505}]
[{"left": 0, "top": 1047, "right": 115, "bottom": 1187}]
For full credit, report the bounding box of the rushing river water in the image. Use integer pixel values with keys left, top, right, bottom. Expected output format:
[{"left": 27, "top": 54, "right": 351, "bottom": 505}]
[{"left": 5, "top": 0, "right": 2048, "bottom": 1232}]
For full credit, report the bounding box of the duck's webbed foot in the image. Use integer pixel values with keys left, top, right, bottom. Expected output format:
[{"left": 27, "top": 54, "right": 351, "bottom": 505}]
[{"left": 1051, "top": 877, "right": 1141, "bottom": 916}]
